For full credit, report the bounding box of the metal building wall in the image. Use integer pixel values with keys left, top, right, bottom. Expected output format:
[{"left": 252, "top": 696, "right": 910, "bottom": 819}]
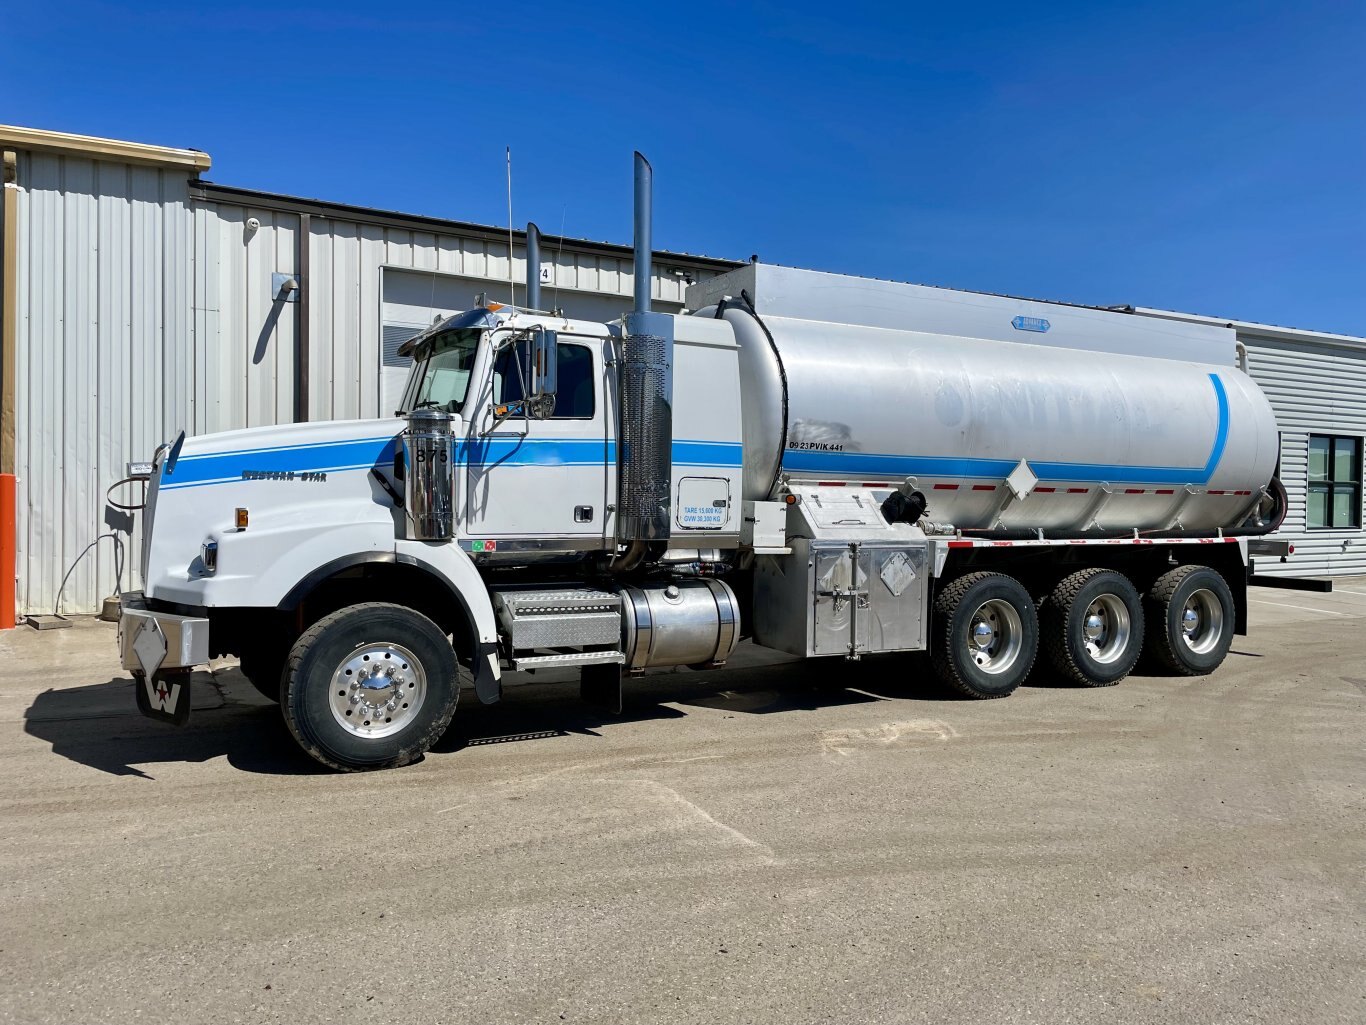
[
  {"left": 14, "top": 150, "right": 194, "bottom": 615},
  {"left": 1242, "top": 332, "right": 1366, "bottom": 577},
  {"left": 302, "top": 214, "right": 698, "bottom": 422}
]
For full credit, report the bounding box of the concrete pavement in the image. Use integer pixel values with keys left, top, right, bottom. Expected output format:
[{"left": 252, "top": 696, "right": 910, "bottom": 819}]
[{"left": 2, "top": 583, "right": 1364, "bottom": 1024}]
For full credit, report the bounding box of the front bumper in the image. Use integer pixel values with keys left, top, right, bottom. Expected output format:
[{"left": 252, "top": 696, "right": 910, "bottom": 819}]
[
  {"left": 119, "top": 593, "right": 210, "bottom": 725},
  {"left": 118, "top": 592, "right": 211, "bottom": 672}
]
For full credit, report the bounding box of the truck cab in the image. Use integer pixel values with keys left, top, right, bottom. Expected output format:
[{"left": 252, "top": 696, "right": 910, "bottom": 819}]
[{"left": 120, "top": 300, "right": 753, "bottom": 770}]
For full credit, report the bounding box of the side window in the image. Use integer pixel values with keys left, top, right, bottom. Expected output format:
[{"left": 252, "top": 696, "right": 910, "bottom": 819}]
[
  {"left": 554, "top": 343, "right": 594, "bottom": 419},
  {"left": 492, "top": 342, "right": 594, "bottom": 419}
]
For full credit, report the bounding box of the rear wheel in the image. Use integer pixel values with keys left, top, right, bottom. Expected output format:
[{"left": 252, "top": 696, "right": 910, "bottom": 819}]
[
  {"left": 932, "top": 572, "right": 1039, "bottom": 698},
  {"left": 1143, "top": 565, "right": 1235, "bottom": 676},
  {"left": 1042, "top": 569, "right": 1144, "bottom": 687},
  {"left": 283, "top": 602, "right": 460, "bottom": 771}
]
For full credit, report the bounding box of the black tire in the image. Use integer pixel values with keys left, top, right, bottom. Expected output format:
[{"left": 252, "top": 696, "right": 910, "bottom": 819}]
[
  {"left": 283, "top": 602, "right": 460, "bottom": 771},
  {"left": 931, "top": 572, "right": 1039, "bottom": 699},
  {"left": 1041, "top": 569, "right": 1144, "bottom": 687},
  {"left": 1143, "top": 565, "right": 1235, "bottom": 676},
  {"left": 239, "top": 647, "right": 287, "bottom": 703}
]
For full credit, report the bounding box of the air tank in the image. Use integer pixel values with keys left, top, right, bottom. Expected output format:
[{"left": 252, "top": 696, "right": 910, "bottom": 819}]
[{"left": 716, "top": 307, "right": 1280, "bottom": 533}]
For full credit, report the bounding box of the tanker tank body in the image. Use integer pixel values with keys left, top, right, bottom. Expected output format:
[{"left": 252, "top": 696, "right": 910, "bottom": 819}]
[{"left": 709, "top": 304, "right": 1282, "bottom": 535}]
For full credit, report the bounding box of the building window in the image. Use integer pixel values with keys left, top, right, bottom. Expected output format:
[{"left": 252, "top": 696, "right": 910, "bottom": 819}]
[{"left": 1307, "top": 434, "right": 1362, "bottom": 529}]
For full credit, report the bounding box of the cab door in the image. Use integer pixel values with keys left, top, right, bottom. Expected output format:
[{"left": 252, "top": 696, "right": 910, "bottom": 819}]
[{"left": 464, "top": 337, "right": 610, "bottom": 547}]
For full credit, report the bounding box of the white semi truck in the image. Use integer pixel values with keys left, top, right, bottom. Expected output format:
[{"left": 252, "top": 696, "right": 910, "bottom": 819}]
[{"left": 119, "top": 155, "right": 1288, "bottom": 771}]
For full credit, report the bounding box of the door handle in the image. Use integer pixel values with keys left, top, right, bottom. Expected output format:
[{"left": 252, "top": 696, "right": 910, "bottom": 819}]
[{"left": 574, "top": 505, "right": 594, "bottom": 523}]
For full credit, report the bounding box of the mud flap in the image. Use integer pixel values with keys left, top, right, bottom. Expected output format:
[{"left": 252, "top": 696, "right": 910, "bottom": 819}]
[
  {"left": 580, "top": 662, "right": 623, "bottom": 715},
  {"left": 473, "top": 641, "right": 502, "bottom": 705},
  {"left": 133, "top": 670, "right": 193, "bottom": 726}
]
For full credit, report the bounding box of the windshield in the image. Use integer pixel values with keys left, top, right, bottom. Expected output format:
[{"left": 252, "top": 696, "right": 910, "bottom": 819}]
[{"left": 399, "top": 328, "right": 482, "bottom": 414}]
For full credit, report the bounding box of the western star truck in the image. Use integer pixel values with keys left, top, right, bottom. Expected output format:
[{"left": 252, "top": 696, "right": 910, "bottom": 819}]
[{"left": 118, "top": 154, "right": 1288, "bottom": 771}]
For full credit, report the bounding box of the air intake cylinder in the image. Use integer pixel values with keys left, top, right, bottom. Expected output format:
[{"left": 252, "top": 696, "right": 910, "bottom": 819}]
[
  {"left": 401, "top": 409, "right": 455, "bottom": 540},
  {"left": 616, "top": 152, "right": 674, "bottom": 544}
]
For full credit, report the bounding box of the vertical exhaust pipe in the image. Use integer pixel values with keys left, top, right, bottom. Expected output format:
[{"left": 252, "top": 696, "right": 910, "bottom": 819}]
[
  {"left": 633, "top": 154, "right": 652, "bottom": 313},
  {"left": 525, "top": 222, "right": 542, "bottom": 312},
  {"left": 615, "top": 152, "right": 675, "bottom": 550}
]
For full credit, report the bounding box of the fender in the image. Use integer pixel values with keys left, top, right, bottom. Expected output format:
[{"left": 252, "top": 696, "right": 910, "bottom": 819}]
[
  {"left": 394, "top": 540, "right": 502, "bottom": 704},
  {"left": 278, "top": 544, "right": 503, "bottom": 705}
]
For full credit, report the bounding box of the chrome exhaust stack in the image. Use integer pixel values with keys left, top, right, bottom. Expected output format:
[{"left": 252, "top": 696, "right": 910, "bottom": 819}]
[
  {"left": 526, "top": 221, "right": 542, "bottom": 312},
  {"left": 615, "top": 152, "right": 675, "bottom": 548}
]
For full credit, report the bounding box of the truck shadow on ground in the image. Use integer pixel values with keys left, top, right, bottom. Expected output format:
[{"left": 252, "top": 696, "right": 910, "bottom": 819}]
[
  {"left": 22, "top": 672, "right": 325, "bottom": 779},
  {"left": 24, "top": 653, "right": 984, "bottom": 777},
  {"left": 433, "top": 652, "right": 979, "bottom": 755}
]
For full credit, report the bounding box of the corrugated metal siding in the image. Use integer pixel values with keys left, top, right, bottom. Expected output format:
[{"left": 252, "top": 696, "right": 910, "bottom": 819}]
[
  {"left": 301, "top": 215, "right": 706, "bottom": 423},
  {"left": 192, "top": 203, "right": 298, "bottom": 433},
  {"left": 1244, "top": 333, "right": 1366, "bottom": 576},
  {"left": 14, "top": 151, "right": 194, "bottom": 614}
]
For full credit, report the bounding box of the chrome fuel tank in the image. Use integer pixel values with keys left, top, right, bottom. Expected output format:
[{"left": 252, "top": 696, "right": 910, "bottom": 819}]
[{"left": 717, "top": 308, "right": 1279, "bottom": 533}]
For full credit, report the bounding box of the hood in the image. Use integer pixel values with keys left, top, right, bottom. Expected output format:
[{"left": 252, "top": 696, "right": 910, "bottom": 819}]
[{"left": 161, "top": 418, "right": 404, "bottom": 491}]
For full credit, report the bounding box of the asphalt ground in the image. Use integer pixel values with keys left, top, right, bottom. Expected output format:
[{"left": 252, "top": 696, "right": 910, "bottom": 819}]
[{"left": 2, "top": 581, "right": 1364, "bottom": 1024}]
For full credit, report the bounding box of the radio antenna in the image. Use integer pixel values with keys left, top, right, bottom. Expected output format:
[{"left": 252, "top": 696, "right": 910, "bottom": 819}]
[
  {"left": 506, "top": 146, "right": 515, "bottom": 306},
  {"left": 551, "top": 205, "right": 566, "bottom": 314}
]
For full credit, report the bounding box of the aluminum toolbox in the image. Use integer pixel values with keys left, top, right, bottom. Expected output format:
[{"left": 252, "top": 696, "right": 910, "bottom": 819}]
[{"left": 752, "top": 538, "right": 929, "bottom": 658}]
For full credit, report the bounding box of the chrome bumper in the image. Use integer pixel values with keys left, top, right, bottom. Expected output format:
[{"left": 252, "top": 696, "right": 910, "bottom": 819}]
[{"left": 118, "top": 592, "right": 211, "bottom": 673}]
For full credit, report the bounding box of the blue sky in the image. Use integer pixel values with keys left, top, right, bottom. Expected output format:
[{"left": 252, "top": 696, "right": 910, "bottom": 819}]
[{"left": 5, "top": 1, "right": 1363, "bottom": 333}]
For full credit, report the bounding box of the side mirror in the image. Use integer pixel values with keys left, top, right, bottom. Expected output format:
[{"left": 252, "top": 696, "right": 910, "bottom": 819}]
[{"left": 527, "top": 327, "right": 558, "bottom": 420}]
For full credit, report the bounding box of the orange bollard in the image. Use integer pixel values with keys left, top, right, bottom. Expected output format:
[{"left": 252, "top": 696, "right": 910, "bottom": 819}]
[{"left": 0, "top": 473, "right": 14, "bottom": 629}]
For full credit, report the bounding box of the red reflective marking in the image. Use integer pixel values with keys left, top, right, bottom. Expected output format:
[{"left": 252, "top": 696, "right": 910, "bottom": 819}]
[
  {"left": 934, "top": 483, "right": 960, "bottom": 491},
  {"left": 1035, "top": 486, "right": 1056, "bottom": 493},
  {"left": 1208, "top": 490, "right": 1227, "bottom": 495},
  {"left": 861, "top": 482, "right": 884, "bottom": 488},
  {"left": 1124, "top": 488, "right": 1144, "bottom": 494},
  {"left": 1235, "top": 490, "right": 1252, "bottom": 496},
  {"left": 1067, "top": 487, "right": 1088, "bottom": 494},
  {"left": 1156, "top": 489, "right": 1175, "bottom": 495},
  {"left": 948, "top": 540, "right": 973, "bottom": 548},
  {"left": 971, "top": 484, "right": 996, "bottom": 491},
  {"left": 817, "top": 481, "right": 845, "bottom": 487}
]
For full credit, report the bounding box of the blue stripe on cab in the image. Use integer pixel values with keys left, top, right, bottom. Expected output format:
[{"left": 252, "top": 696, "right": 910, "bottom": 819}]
[
  {"left": 163, "top": 437, "right": 397, "bottom": 488},
  {"left": 159, "top": 435, "right": 743, "bottom": 489}
]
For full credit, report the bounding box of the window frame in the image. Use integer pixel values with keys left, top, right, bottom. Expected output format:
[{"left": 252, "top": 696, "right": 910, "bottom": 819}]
[
  {"left": 1306, "top": 433, "right": 1362, "bottom": 531},
  {"left": 491, "top": 340, "right": 597, "bottom": 421}
]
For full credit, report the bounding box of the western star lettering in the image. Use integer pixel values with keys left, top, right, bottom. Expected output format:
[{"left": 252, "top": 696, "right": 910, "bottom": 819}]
[{"left": 241, "top": 470, "right": 328, "bottom": 482}]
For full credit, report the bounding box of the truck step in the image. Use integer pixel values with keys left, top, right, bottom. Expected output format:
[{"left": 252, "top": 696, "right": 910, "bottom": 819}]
[{"left": 511, "top": 650, "right": 626, "bottom": 671}]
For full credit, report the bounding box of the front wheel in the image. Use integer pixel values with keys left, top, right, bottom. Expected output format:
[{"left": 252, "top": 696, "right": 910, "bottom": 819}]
[
  {"left": 931, "top": 572, "right": 1039, "bottom": 698},
  {"left": 283, "top": 603, "right": 461, "bottom": 771}
]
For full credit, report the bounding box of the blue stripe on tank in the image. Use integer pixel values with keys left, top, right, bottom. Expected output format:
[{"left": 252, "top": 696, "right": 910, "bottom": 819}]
[{"left": 783, "top": 372, "right": 1230, "bottom": 487}]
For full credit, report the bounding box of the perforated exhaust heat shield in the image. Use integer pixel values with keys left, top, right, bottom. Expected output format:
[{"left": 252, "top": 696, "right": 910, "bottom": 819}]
[{"left": 616, "top": 310, "right": 674, "bottom": 543}]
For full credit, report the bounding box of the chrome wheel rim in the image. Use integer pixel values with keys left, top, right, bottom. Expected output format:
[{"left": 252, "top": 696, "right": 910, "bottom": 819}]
[
  {"left": 1180, "top": 588, "right": 1224, "bottom": 655},
  {"left": 966, "top": 598, "right": 1024, "bottom": 675},
  {"left": 1081, "top": 593, "right": 1132, "bottom": 665},
  {"left": 328, "top": 641, "right": 426, "bottom": 739}
]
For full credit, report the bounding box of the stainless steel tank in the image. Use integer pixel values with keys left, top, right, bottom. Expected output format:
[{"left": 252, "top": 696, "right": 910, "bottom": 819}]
[
  {"left": 618, "top": 579, "right": 740, "bottom": 670},
  {"left": 716, "top": 307, "right": 1280, "bottom": 533}
]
